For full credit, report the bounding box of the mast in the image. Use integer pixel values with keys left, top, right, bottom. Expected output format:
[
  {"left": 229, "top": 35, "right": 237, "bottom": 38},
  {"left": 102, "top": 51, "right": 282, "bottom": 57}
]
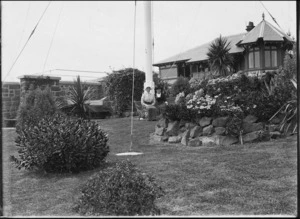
[{"left": 144, "top": 1, "right": 154, "bottom": 91}]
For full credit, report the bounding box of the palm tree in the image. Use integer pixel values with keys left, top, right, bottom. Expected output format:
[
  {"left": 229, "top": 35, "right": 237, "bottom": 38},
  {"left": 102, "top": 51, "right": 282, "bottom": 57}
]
[
  {"left": 68, "top": 76, "right": 94, "bottom": 118},
  {"left": 206, "top": 35, "right": 234, "bottom": 77}
]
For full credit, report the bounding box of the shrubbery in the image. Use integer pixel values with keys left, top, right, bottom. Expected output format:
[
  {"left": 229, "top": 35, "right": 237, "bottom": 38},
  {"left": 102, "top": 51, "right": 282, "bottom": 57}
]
[
  {"left": 11, "top": 113, "right": 109, "bottom": 173},
  {"left": 170, "top": 76, "right": 190, "bottom": 97},
  {"left": 16, "top": 86, "right": 57, "bottom": 131},
  {"left": 74, "top": 160, "right": 164, "bottom": 216},
  {"left": 163, "top": 104, "right": 197, "bottom": 122},
  {"left": 104, "top": 68, "right": 145, "bottom": 116},
  {"left": 153, "top": 73, "right": 170, "bottom": 98},
  {"left": 164, "top": 72, "right": 294, "bottom": 123}
]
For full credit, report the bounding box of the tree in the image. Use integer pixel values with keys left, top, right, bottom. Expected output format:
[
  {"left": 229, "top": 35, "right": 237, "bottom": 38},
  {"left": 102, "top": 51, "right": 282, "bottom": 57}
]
[
  {"left": 206, "top": 35, "right": 234, "bottom": 77},
  {"left": 68, "top": 76, "right": 95, "bottom": 118}
]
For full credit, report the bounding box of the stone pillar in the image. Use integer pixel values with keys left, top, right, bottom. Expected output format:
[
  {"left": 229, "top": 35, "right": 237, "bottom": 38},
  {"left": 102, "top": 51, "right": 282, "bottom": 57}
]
[
  {"left": 2, "top": 82, "right": 21, "bottom": 120},
  {"left": 18, "top": 75, "right": 61, "bottom": 104}
]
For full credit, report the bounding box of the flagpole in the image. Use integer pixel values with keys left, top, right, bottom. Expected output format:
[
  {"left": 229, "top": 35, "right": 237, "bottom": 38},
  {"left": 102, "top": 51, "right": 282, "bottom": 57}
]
[{"left": 144, "top": 1, "right": 154, "bottom": 92}]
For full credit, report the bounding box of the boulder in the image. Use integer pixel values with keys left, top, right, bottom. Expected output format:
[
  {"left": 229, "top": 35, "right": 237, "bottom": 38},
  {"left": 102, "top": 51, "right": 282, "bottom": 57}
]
[
  {"left": 267, "top": 124, "right": 279, "bottom": 132},
  {"left": 270, "top": 131, "right": 282, "bottom": 139},
  {"left": 155, "top": 126, "right": 165, "bottom": 136},
  {"left": 242, "top": 122, "right": 264, "bottom": 134},
  {"left": 199, "top": 117, "right": 212, "bottom": 127},
  {"left": 202, "top": 125, "right": 214, "bottom": 136},
  {"left": 168, "top": 136, "right": 182, "bottom": 143},
  {"left": 157, "top": 118, "right": 168, "bottom": 128},
  {"left": 243, "top": 115, "right": 258, "bottom": 124},
  {"left": 180, "top": 126, "right": 187, "bottom": 133},
  {"left": 151, "top": 134, "right": 164, "bottom": 142},
  {"left": 162, "top": 135, "right": 169, "bottom": 142},
  {"left": 179, "top": 119, "right": 189, "bottom": 128},
  {"left": 185, "top": 122, "right": 197, "bottom": 130},
  {"left": 181, "top": 130, "right": 190, "bottom": 146},
  {"left": 199, "top": 136, "right": 216, "bottom": 146},
  {"left": 188, "top": 138, "right": 202, "bottom": 147},
  {"left": 214, "top": 127, "right": 226, "bottom": 135},
  {"left": 212, "top": 117, "right": 229, "bottom": 127},
  {"left": 190, "top": 126, "right": 202, "bottom": 138},
  {"left": 166, "top": 121, "right": 180, "bottom": 136},
  {"left": 242, "top": 131, "right": 261, "bottom": 143},
  {"left": 214, "top": 135, "right": 239, "bottom": 146}
]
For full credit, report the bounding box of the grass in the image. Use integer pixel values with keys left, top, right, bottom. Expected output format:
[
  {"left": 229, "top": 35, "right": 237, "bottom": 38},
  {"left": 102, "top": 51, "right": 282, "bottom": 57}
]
[{"left": 2, "top": 117, "right": 297, "bottom": 216}]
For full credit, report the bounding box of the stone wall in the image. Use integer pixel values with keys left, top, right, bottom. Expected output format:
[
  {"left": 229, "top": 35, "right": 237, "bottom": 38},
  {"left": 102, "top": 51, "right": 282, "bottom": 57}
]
[
  {"left": 2, "top": 82, "right": 21, "bottom": 119},
  {"left": 151, "top": 114, "right": 282, "bottom": 147},
  {"left": 2, "top": 75, "right": 104, "bottom": 121}
]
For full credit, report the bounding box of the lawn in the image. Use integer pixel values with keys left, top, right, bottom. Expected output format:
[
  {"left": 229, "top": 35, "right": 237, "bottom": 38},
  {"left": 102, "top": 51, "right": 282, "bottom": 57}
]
[{"left": 2, "top": 117, "right": 297, "bottom": 216}]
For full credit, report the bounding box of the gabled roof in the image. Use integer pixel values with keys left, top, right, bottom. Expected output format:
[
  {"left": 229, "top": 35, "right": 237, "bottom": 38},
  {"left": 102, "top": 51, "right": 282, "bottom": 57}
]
[
  {"left": 238, "top": 19, "right": 294, "bottom": 45},
  {"left": 154, "top": 33, "right": 246, "bottom": 66}
]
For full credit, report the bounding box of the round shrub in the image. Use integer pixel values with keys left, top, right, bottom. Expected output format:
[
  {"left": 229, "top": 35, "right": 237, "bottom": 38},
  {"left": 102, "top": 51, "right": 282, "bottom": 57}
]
[
  {"left": 170, "top": 76, "right": 191, "bottom": 97},
  {"left": 16, "top": 86, "right": 57, "bottom": 131},
  {"left": 11, "top": 113, "right": 109, "bottom": 173},
  {"left": 74, "top": 160, "right": 165, "bottom": 216}
]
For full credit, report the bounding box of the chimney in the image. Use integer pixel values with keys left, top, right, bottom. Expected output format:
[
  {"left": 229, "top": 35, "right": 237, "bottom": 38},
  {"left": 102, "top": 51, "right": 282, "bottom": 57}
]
[{"left": 246, "top": 21, "right": 255, "bottom": 32}]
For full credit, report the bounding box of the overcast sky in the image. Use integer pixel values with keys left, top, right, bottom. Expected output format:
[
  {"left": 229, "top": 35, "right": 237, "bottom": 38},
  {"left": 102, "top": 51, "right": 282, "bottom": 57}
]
[{"left": 2, "top": 1, "right": 296, "bottom": 82}]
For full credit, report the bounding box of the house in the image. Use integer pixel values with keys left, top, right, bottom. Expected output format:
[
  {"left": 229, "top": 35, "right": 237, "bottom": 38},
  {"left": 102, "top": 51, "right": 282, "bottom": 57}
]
[{"left": 153, "top": 14, "right": 294, "bottom": 84}]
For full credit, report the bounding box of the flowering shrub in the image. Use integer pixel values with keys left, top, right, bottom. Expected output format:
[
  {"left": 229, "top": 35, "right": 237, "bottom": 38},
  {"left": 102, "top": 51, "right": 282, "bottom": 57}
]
[
  {"left": 186, "top": 94, "right": 216, "bottom": 111},
  {"left": 174, "top": 91, "right": 186, "bottom": 105}
]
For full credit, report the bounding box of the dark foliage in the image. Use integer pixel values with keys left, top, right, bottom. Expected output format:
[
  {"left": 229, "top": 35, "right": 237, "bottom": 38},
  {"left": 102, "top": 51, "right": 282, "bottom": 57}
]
[
  {"left": 207, "top": 35, "right": 234, "bottom": 76},
  {"left": 16, "top": 86, "right": 57, "bottom": 131},
  {"left": 170, "top": 76, "right": 191, "bottom": 97},
  {"left": 66, "top": 76, "right": 95, "bottom": 118},
  {"left": 153, "top": 73, "right": 170, "bottom": 98},
  {"left": 11, "top": 113, "right": 109, "bottom": 173},
  {"left": 74, "top": 160, "right": 165, "bottom": 216},
  {"left": 104, "top": 68, "right": 145, "bottom": 116}
]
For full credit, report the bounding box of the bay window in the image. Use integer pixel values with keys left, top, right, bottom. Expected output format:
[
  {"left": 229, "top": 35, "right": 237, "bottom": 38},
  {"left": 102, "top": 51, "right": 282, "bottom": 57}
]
[
  {"left": 248, "top": 46, "right": 260, "bottom": 69},
  {"left": 264, "top": 46, "right": 278, "bottom": 68}
]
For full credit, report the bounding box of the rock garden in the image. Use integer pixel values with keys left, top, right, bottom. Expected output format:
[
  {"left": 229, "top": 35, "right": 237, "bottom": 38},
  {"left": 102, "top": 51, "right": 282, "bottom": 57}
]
[{"left": 151, "top": 69, "right": 297, "bottom": 147}]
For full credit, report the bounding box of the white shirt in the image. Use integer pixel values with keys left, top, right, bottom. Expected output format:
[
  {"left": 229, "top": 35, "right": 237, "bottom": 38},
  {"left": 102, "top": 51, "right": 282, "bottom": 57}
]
[{"left": 141, "top": 91, "right": 155, "bottom": 106}]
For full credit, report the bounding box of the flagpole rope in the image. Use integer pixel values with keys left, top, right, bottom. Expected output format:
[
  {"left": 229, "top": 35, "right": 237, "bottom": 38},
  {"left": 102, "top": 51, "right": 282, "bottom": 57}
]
[{"left": 129, "top": 0, "right": 137, "bottom": 152}]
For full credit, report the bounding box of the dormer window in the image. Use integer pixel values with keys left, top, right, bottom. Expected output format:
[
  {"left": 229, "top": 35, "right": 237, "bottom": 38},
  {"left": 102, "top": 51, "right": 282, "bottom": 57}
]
[{"left": 264, "top": 45, "right": 278, "bottom": 67}]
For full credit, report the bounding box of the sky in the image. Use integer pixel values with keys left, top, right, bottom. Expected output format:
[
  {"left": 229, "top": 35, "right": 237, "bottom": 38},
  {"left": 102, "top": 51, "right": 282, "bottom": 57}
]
[{"left": 2, "top": 1, "right": 297, "bottom": 82}]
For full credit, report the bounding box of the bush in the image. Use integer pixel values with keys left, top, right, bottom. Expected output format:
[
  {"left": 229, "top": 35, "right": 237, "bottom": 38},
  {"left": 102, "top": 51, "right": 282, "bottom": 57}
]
[
  {"left": 104, "top": 68, "right": 145, "bottom": 116},
  {"left": 74, "top": 160, "right": 164, "bottom": 216},
  {"left": 11, "top": 113, "right": 109, "bottom": 173},
  {"left": 16, "top": 86, "right": 57, "bottom": 131},
  {"left": 66, "top": 76, "right": 95, "bottom": 118},
  {"left": 283, "top": 45, "right": 296, "bottom": 80},
  {"left": 170, "top": 76, "right": 191, "bottom": 97},
  {"left": 153, "top": 73, "right": 170, "bottom": 98},
  {"left": 163, "top": 104, "right": 197, "bottom": 122}
]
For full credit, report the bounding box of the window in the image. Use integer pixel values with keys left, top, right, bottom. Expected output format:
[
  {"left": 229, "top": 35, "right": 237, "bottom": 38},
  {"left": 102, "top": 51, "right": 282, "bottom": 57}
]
[
  {"left": 248, "top": 46, "right": 260, "bottom": 69},
  {"left": 264, "top": 45, "right": 278, "bottom": 68}
]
